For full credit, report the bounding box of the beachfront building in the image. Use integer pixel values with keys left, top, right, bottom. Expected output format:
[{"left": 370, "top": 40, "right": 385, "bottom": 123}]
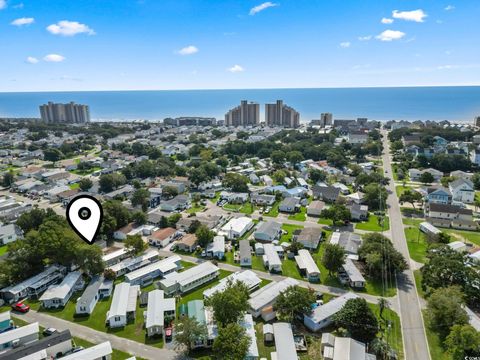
[
  {"left": 265, "top": 100, "right": 300, "bottom": 128},
  {"left": 225, "top": 100, "right": 260, "bottom": 127}
]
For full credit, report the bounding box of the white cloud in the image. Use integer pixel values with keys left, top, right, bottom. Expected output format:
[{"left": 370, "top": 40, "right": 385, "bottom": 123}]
[
  {"left": 11, "top": 17, "right": 34, "bottom": 26},
  {"left": 358, "top": 35, "right": 372, "bottom": 41},
  {"left": 43, "top": 54, "right": 65, "bottom": 62},
  {"left": 177, "top": 45, "right": 199, "bottom": 55},
  {"left": 0, "top": 0, "right": 6, "bottom": 10},
  {"left": 381, "top": 17, "right": 394, "bottom": 24},
  {"left": 47, "top": 20, "right": 95, "bottom": 36},
  {"left": 249, "top": 2, "right": 278, "bottom": 15},
  {"left": 376, "top": 30, "right": 406, "bottom": 41},
  {"left": 392, "top": 9, "right": 427, "bottom": 23},
  {"left": 444, "top": 5, "right": 455, "bottom": 11},
  {"left": 340, "top": 42, "right": 351, "bottom": 48},
  {"left": 437, "top": 64, "right": 459, "bottom": 70},
  {"left": 26, "top": 56, "right": 38, "bottom": 64},
  {"left": 13, "top": 3, "right": 23, "bottom": 9},
  {"left": 228, "top": 64, "right": 244, "bottom": 73}
]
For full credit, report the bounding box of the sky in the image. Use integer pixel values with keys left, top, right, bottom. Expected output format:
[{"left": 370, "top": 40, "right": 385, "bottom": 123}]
[{"left": 1, "top": 0, "right": 480, "bottom": 91}]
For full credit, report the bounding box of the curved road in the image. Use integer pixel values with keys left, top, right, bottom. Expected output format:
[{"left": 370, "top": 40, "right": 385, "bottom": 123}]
[{"left": 382, "top": 130, "right": 430, "bottom": 360}]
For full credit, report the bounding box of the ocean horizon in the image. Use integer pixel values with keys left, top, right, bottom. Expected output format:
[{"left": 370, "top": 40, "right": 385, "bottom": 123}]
[{"left": 0, "top": 86, "right": 479, "bottom": 123}]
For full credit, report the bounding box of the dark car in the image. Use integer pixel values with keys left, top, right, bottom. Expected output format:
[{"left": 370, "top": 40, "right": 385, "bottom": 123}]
[
  {"left": 11, "top": 302, "right": 30, "bottom": 313},
  {"left": 43, "top": 328, "right": 57, "bottom": 337}
]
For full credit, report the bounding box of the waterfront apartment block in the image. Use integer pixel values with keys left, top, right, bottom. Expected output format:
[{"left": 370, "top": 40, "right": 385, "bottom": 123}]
[
  {"left": 265, "top": 100, "right": 300, "bottom": 128},
  {"left": 225, "top": 100, "right": 260, "bottom": 127},
  {"left": 39, "top": 101, "right": 90, "bottom": 123}
]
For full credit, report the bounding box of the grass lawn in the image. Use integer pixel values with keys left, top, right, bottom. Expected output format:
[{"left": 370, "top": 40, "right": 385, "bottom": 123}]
[
  {"left": 70, "top": 166, "right": 102, "bottom": 175},
  {"left": 369, "top": 304, "right": 404, "bottom": 360},
  {"left": 263, "top": 202, "right": 279, "bottom": 217},
  {"left": 288, "top": 206, "right": 307, "bottom": 221},
  {"left": 223, "top": 203, "right": 255, "bottom": 215},
  {"left": 209, "top": 192, "right": 221, "bottom": 203},
  {"left": 317, "top": 217, "right": 333, "bottom": 226},
  {"left": 0, "top": 245, "right": 8, "bottom": 257},
  {"left": 187, "top": 204, "right": 206, "bottom": 214},
  {"left": 280, "top": 224, "right": 304, "bottom": 242},
  {"left": 69, "top": 183, "right": 80, "bottom": 190},
  {"left": 404, "top": 225, "right": 428, "bottom": 263},
  {"left": 443, "top": 228, "right": 480, "bottom": 246},
  {"left": 395, "top": 185, "right": 412, "bottom": 197},
  {"left": 413, "top": 270, "right": 425, "bottom": 299},
  {"left": 355, "top": 214, "right": 390, "bottom": 232}
]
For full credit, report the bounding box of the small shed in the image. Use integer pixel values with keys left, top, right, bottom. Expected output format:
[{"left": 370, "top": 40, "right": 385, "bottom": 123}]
[{"left": 263, "top": 324, "right": 274, "bottom": 343}]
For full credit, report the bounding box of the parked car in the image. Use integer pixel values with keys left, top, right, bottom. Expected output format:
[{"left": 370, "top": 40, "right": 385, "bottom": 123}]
[
  {"left": 72, "top": 346, "right": 84, "bottom": 353},
  {"left": 11, "top": 302, "right": 30, "bottom": 313},
  {"left": 43, "top": 328, "right": 57, "bottom": 337}
]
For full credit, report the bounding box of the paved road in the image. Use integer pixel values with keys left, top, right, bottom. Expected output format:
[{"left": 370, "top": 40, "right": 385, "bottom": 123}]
[
  {"left": 11, "top": 310, "right": 183, "bottom": 360},
  {"left": 381, "top": 130, "right": 431, "bottom": 360}
]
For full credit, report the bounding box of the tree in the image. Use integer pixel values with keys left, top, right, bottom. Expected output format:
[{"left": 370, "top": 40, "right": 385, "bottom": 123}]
[
  {"left": 309, "top": 169, "right": 327, "bottom": 183},
  {"left": 271, "top": 150, "right": 285, "bottom": 165},
  {"left": 195, "top": 224, "right": 215, "bottom": 248},
  {"left": 99, "top": 173, "right": 126, "bottom": 193},
  {"left": 288, "top": 241, "right": 304, "bottom": 255},
  {"left": 378, "top": 298, "right": 389, "bottom": 322},
  {"left": 78, "top": 178, "right": 93, "bottom": 192},
  {"left": 43, "top": 148, "right": 64, "bottom": 163},
  {"left": 1, "top": 172, "right": 15, "bottom": 188},
  {"left": 436, "top": 232, "right": 451, "bottom": 244},
  {"left": 131, "top": 210, "right": 147, "bottom": 225},
  {"left": 275, "top": 285, "right": 316, "bottom": 322},
  {"left": 131, "top": 188, "right": 150, "bottom": 212},
  {"left": 272, "top": 170, "right": 286, "bottom": 184},
  {"left": 370, "top": 338, "right": 394, "bottom": 360},
  {"left": 363, "top": 184, "right": 388, "bottom": 211},
  {"left": 75, "top": 244, "right": 105, "bottom": 275},
  {"left": 358, "top": 233, "right": 407, "bottom": 280},
  {"left": 207, "top": 281, "right": 249, "bottom": 326},
  {"left": 167, "top": 213, "right": 182, "bottom": 227},
  {"left": 287, "top": 150, "right": 304, "bottom": 165},
  {"left": 322, "top": 243, "right": 345, "bottom": 276},
  {"left": 103, "top": 200, "right": 130, "bottom": 228},
  {"left": 333, "top": 298, "right": 379, "bottom": 343},
  {"left": 162, "top": 185, "right": 178, "bottom": 199},
  {"left": 399, "top": 189, "right": 423, "bottom": 209},
  {"left": 426, "top": 286, "right": 468, "bottom": 340},
  {"left": 222, "top": 173, "right": 249, "bottom": 192},
  {"left": 445, "top": 324, "right": 480, "bottom": 360},
  {"left": 320, "top": 204, "right": 351, "bottom": 226},
  {"left": 212, "top": 323, "right": 251, "bottom": 360},
  {"left": 124, "top": 234, "right": 147, "bottom": 255},
  {"left": 187, "top": 220, "right": 202, "bottom": 234},
  {"left": 16, "top": 208, "right": 55, "bottom": 233},
  {"left": 103, "top": 268, "right": 116, "bottom": 280},
  {"left": 188, "top": 167, "right": 208, "bottom": 187},
  {"left": 174, "top": 316, "right": 207, "bottom": 354},
  {"left": 419, "top": 172, "right": 435, "bottom": 185},
  {"left": 473, "top": 172, "right": 480, "bottom": 190}
]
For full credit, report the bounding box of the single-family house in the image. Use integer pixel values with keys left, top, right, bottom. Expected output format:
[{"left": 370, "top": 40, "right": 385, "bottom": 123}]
[
  {"left": 106, "top": 283, "right": 139, "bottom": 328},
  {"left": 239, "top": 240, "right": 252, "bottom": 267},
  {"left": 263, "top": 244, "right": 282, "bottom": 273},
  {"left": 148, "top": 227, "right": 179, "bottom": 247},
  {"left": 160, "top": 195, "right": 190, "bottom": 212},
  {"left": 254, "top": 221, "right": 282, "bottom": 242},
  {"left": 144, "top": 290, "right": 175, "bottom": 338},
  {"left": 203, "top": 270, "right": 261, "bottom": 299},
  {"left": 470, "top": 148, "right": 480, "bottom": 165},
  {"left": 176, "top": 233, "right": 198, "bottom": 253},
  {"left": 39, "top": 271, "right": 83, "bottom": 309},
  {"left": 330, "top": 231, "right": 362, "bottom": 257},
  {"left": 158, "top": 262, "right": 219, "bottom": 295},
  {"left": 312, "top": 186, "right": 340, "bottom": 203},
  {"left": 113, "top": 223, "right": 136, "bottom": 241},
  {"left": 295, "top": 249, "right": 320, "bottom": 282},
  {"left": 423, "top": 186, "right": 452, "bottom": 205},
  {"left": 76, "top": 275, "right": 105, "bottom": 315},
  {"left": 278, "top": 197, "right": 300, "bottom": 213},
  {"left": 449, "top": 178, "right": 475, "bottom": 204},
  {"left": 293, "top": 227, "right": 323, "bottom": 250},
  {"left": 408, "top": 168, "right": 443, "bottom": 182},
  {"left": 426, "top": 203, "right": 473, "bottom": 221},
  {"left": 220, "top": 217, "right": 254, "bottom": 239},
  {"left": 349, "top": 203, "right": 368, "bottom": 221},
  {"left": 304, "top": 293, "right": 360, "bottom": 332},
  {"left": 206, "top": 236, "right": 225, "bottom": 259},
  {"left": 248, "top": 278, "right": 299, "bottom": 320},
  {"left": 307, "top": 200, "right": 325, "bottom": 217},
  {"left": 250, "top": 194, "right": 275, "bottom": 206}
]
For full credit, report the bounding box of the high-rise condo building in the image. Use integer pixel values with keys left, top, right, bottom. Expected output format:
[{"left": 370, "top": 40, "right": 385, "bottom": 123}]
[
  {"left": 474, "top": 116, "right": 480, "bottom": 128},
  {"left": 320, "top": 113, "right": 333, "bottom": 127},
  {"left": 265, "top": 100, "right": 300, "bottom": 128},
  {"left": 225, "top": 100, "right": 260, "bottom": 127},
  {"left": 39, "top": 102, "right": 90, "bottom": 123}
]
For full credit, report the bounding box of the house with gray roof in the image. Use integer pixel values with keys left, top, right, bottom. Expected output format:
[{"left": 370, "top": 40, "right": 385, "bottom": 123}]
[
  {"left": 39, "top": 271, "right": 83, "bottom": 309},
  {"left": 279, "top": 197, "right": 300, "bottom": 213},
  {"left": 75, "top": 275, "right": 105, "bottom": 315},
  {"left": 254, "top": 221, "right": 282, "bottom": 242},
  {"left": 239, "top": 239, "right": 252, "bottom": 267}
]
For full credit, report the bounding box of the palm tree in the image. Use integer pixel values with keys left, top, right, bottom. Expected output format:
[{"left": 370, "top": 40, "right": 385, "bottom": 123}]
[{"left": 378, "top": 298, "right": 390, "bottom": 321}]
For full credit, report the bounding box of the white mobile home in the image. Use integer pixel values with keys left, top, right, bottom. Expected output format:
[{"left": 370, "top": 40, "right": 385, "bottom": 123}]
[
  {"left": 0, "top": 322, "right": 39, "bottom": 351},
  {"left": 124, "top": 255, "right": 182, "bottom": 287},
  {"left": 248, "top": 278, "right": 299, "bottom": 320},
  {"left": 295, "top": 249, "right": 320, "bottom": 282},
  {"left": 206, "top": 236, "right": 225, "bottom": 259},
  {"left": 158, "top": 262, "right": 220, "bottom": 296},
  {"left": 39, "top": 271, "right": 83, "bottom": 309},
  {"left": 144, "top": 290, "right": 176, "bottom": 338},
  {"left": 106, "top": 283, "right": 139, "bottom": 328},
  {"left": 271, "top": 323, "right": 298, "bottom": 360},
  {"left": 262, "top": 244, "right": 282, "bottom": 273},
  {"left": 241, "top": 314, "right": 260, "bottom": 360},
  {"left": 102, "top": 248, "right": 129, "bottom": 267},
  {"left": 220, "top": 217, "right": 254, "bottom": 239},
  {"left": 75, "top": 275, "right": 104, "bottom": 315},
  {"left": 60, "top": 341, "right": 113, "bottom": 360},
  {"left": 107, "top": 249, "right": 159, "bottom": 277},
  {"left": 203, "top": 270, "right": 261, "bottom": 299}
]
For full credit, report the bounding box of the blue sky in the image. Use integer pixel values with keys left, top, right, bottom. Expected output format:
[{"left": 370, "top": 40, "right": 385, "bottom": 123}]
[{"left": 1, "top": 0, "right": 479, "bottom": 91}]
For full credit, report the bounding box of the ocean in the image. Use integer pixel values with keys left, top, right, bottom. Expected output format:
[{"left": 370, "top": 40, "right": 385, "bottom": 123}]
[{"left": 0, "top": 86, "right": 479, "bottom": 123}]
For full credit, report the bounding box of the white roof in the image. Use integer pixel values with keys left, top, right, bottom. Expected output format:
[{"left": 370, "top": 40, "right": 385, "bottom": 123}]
[
  {"left": 419, "top": 222, "right": 441, "bottom": 235},
  {"left": 160, "top": 261, "right": 219, "bottom": 289},
  {"left": 307, "top": 293, "right": 359, "bottom": 324},
  {"left": 127, "top": 285, "right": 139, "bottom": 313},
  {"left": 295, "top": 249, "right": 320, "bottom": 275},
  {"left": 0, "top": 311, "right": 10, "bottom": 323},
  {"left": 207, "top": 236, "right": 225, "bottom": 254},
  {"left": 333, "top": 337, "right": 366, "bottom": 360},
  {"left": 203, "top": 270, "right": 261, "bottom": 298},
  {"left": 342, "top": 259, "right": 365, "bottom": 283},
  {"left": 263, "top": 244, "right": 282, "bottom": 267},
  {"left": 39, "top": 271, "right": 82, "bottom": 301},
  {"left": 1, "top": 266, "right": 62, "bottom": 295},
  {"left": 249, "top": 278, "right": 299, "bottom": 311},
  {"left": 0, "top": 322, "right": 38, "bottom": 345},
  {"left": 61, "top": 341, "right": 112, "bottom": 360},
  {"left": 125, "top": 255, "right": 181, "bottom": 283},
  {"left": 448, "top": 241, "right": 466, "bottom": 250},
  {"left": 241, "top": 314, "right": 259, "bottom": 358},
  {"left": 108, "top": 249, "right": 158, "bottom": 273},
  {"left": 102, "top": 248, "right": 128, "bottom": 263},
  {"left": 221, "top": 217, "right": 253, "bottom": 233},
  {"left": 145, "top": 290, "right": 175, "bottom": 329},
  {"left": 108, "top": 283, "right": 130, "bottom": 319},
  {"left": 273, "top": 323, "right": 298, "bottom": 360}
]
